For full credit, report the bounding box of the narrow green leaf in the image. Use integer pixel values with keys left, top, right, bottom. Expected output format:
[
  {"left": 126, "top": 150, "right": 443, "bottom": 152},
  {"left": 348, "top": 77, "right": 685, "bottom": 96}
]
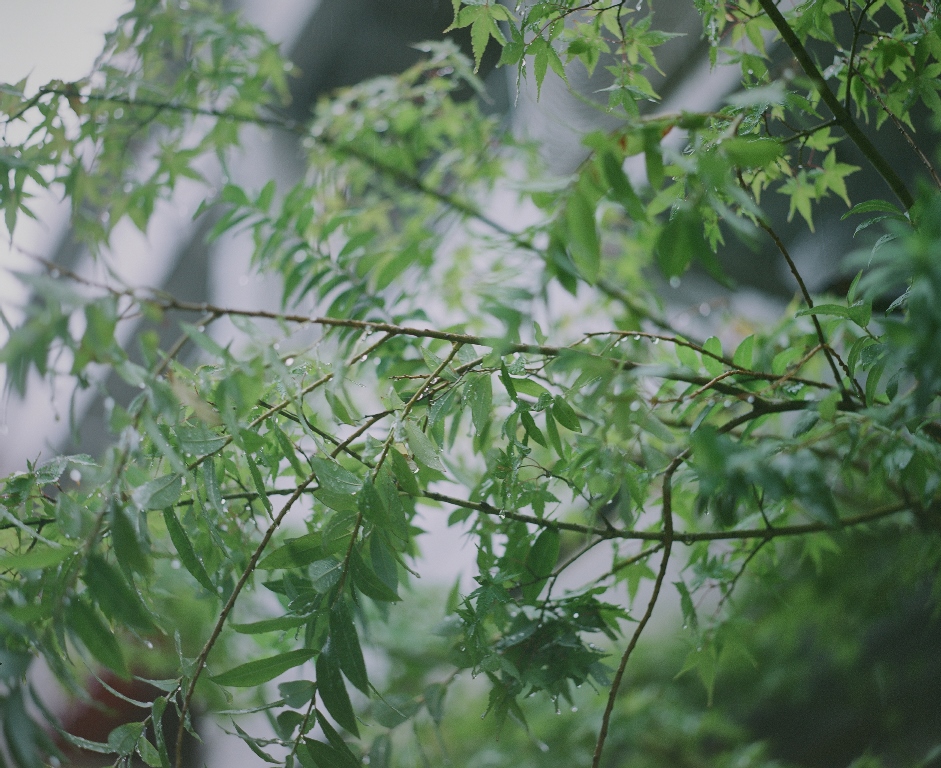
[
  {"left": 211, "top": 649, "right": 316, "bottom": 687},
  {"left": 389, "top": 449, "right": 419, "bottom": 496},
  {"left": 231, "top": 615, "right": 309, "bottom": 634},
  {"left": 329, "top": 601, "right": 369, "bottom": 694},
  {"left": 350, "top": 546, "right": 399, "bottom": 602},
  {"left": 84, "top": 555, "right": 156, "bottom": 633},
  {"left": 162, "top": 508, "right": 215, "bottom": 592},
  {"left": 522, "top": 527, "right": 560, "bottom": 602},
  {"left": 258, "top": 532, "right": 323, "bottom": 570},
  {"left": 111, "top": 506, "right": 150, "bottom": 575},
  {"left": 566, "top": 188, "right": 600, "bottom": 283},
  {"left": 551, "top": 396, "right": 582, "bottom": 432},
  {"left": 403, "top": 421, "right": 443, "bottom": 472},
  {"left": 519, "top": 411, "right": 547, "bottom": 447},
  {"left": 316, "top": 647, "right": 359, "bottom": 736},
  {"left": 66, "top": 600, "right": 130, "bottom": 679},
  {"left": 0, "top": 544, "right": 76, "bottom": 571},
  {"left": 246, "top": 452, "right": 272, "bottom": 514},
  {"left": 466, "top": 373, "right": 493, "bottom": 434}
]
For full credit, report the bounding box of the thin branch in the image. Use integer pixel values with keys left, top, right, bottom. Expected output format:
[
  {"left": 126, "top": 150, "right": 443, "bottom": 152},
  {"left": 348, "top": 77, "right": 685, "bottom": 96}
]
[
  {"left": 174, "top": 468, "right": 319, "bottom": 768},
  {"left": 592, "top": 454, "right": 677, "bottom": 767},
  {"left": 752, "top": 0, "right": 914, "bottom": 209}
]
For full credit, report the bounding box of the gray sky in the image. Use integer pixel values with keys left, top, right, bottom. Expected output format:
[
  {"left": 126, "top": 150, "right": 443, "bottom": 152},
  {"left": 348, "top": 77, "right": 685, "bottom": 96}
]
[{"left": 0, "top": 0, "right": 128, "bottom": 86}]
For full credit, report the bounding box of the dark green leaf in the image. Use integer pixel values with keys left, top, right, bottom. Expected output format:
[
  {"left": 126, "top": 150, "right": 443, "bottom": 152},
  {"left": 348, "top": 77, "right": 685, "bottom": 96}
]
[
  {"left": 330, "top": 601, "right": 369, "bottom": 694},
  {"left": 162, "top": 508, "right": 215, "bottom": 591},
  {"left": 316, "top": 646, "right": 359, "bottom": 736},
  {"left": 66, "top": 600, "right": 130, "bottom": 679},
  {"left": 84, "top": 555, "right": 156, "bottom": 633},
  {"left": 258, "top": 532, "right": 323, "bottom": 570}
]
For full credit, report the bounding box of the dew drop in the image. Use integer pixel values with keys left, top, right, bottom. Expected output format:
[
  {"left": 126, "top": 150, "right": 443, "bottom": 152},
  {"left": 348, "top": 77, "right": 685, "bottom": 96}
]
[
  {"left": 285, "top": 357, "right": 295, "bottom": 366},
  {"left": 634, "top": 334, "right": 641, "bottom": 341},
  {"left": 69, "top": 469, "right": 82, "bottom": 483}
]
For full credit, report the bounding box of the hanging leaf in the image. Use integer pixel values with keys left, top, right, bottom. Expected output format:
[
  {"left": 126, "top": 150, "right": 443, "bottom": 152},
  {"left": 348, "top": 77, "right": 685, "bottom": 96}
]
[{"left": 211, "top": 649, "right": 316, "bottom": 687}]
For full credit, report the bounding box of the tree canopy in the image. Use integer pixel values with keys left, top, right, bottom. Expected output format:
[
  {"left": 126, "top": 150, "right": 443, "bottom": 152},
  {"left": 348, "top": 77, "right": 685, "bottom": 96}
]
[{"left": 1, "top": 1, "right": 940, "bottom": 767}]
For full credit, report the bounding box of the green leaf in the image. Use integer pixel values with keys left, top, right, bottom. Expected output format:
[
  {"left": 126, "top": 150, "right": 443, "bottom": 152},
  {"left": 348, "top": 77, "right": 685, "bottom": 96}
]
[
  {"left": 111, "top": 506, "right": 151, "bottom": 575},
  {"left": 732, "top": 335, "right": 754, "bottom": 369},
  {"left": 551, "top": 396, "right": 582, "bottom": 432},
  {"left": 519, "top": 411, "right": 547, "bottom": 447},
  {"left": 403, "top": 421, "right": 444, "bottom": 471},
  {"left": 350, "top": 546, "right": 400, "bottom": 602},
  {"left": 521, "top": 527, "right": 560, "bottom": 603},
  {"left": 0, "top": 544, "right": 76, "bottom": 571},
  {"left": 316, "top": 646, "right": 359, "bottom": 736},
  {"left": 84, "top": 555, "right": 156, "bottom": 633},
  {"left": 466, "top": 373, "right": 493, "bottom": 435},
  {"left": 702, "top": 337, "right": 725, "bottom": 377},
  {"left": 258, "top": 531, "right": 323, "bottom": 570},
  {"left": 722, "top": 136, "right": 783, "bottom": 168},
  {"left": 329, "top": 601, "right": 369, "bottom": 694},
  {"left": 566, "top": 187, "right": 601, "bottom": 283},
  {"left": 108, "top": 722, "right": 144, "bottom": 756},
  {"left": 389, "top": 449, "right": 420, "bottom": 496},
  {"left": 656, "top": 207, "right": 708, "bottom": 278},
  {"left": 231, "top": 615, "right": 309, "bottom": 635},
  {"left": 162, "top": 508, "right": 215, "bottom": 591},
  {"left": 210, "top": 649, "right": 316, "bottom": 687},
  {"left": 66, "top": 600, "right": 130, "bottom": 679},
  {"left": 132, "top": 474, "right": 183, "bottom": 511}
]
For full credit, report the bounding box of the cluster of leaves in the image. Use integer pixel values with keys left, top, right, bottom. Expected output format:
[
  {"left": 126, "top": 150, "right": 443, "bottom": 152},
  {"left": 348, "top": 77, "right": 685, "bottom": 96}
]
[{"left": 1, "top": 0, "right": 940, "bottom": 767}]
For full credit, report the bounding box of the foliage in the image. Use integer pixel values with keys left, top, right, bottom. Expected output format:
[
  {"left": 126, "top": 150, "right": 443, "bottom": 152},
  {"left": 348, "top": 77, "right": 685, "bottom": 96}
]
[{"left": 1, "top": 0, "right": 941, "bottom": 766}]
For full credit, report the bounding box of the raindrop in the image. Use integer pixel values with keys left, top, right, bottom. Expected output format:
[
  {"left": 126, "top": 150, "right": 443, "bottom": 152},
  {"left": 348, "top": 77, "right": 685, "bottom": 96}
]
[
  {"left": 571, "top": 706, "right": 578, "bottom": 712},
  {"left": 538, "top": 741, "right": 549, "bottom": 753},
  {"left": 145, "top": 640, "right": 154, "bottom": 649},
  {"left": 293, "top": 251, "right": 306, "bottom": 263},
  {"left": 171, "top": 559, "right": 181, "bottom": 569},
  {"left": 572, "top": 612, "right": 579, "bottom": 618},
  {"left": 633, "top": 334, "right": 641, "bottom": 341},
  {"left": 285, "top": 357, "right": 295, "bottom": 366},
  {"left": 747, "top": 396, "right": 755, "bottom": 403},
  {"left": 653, "top": 338, "right": 660, "bottom": 344},
  {"left": 360, "top": 356, "right": 368, "bottom": 363},
  {"left": 669, "top": 276, "right": 681, "bottom": 288},
  {"left": 699, "top": 303, "right": 711, "bottom": 317},
  {"left": 69, "top": 469, "right": 82, "bottom": 483},
  {"left": 273, "top": 343, "right": 280, "bottom": 350},
  {"left": 196, "top": 325, "right": 206, "bottom": 332}
]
